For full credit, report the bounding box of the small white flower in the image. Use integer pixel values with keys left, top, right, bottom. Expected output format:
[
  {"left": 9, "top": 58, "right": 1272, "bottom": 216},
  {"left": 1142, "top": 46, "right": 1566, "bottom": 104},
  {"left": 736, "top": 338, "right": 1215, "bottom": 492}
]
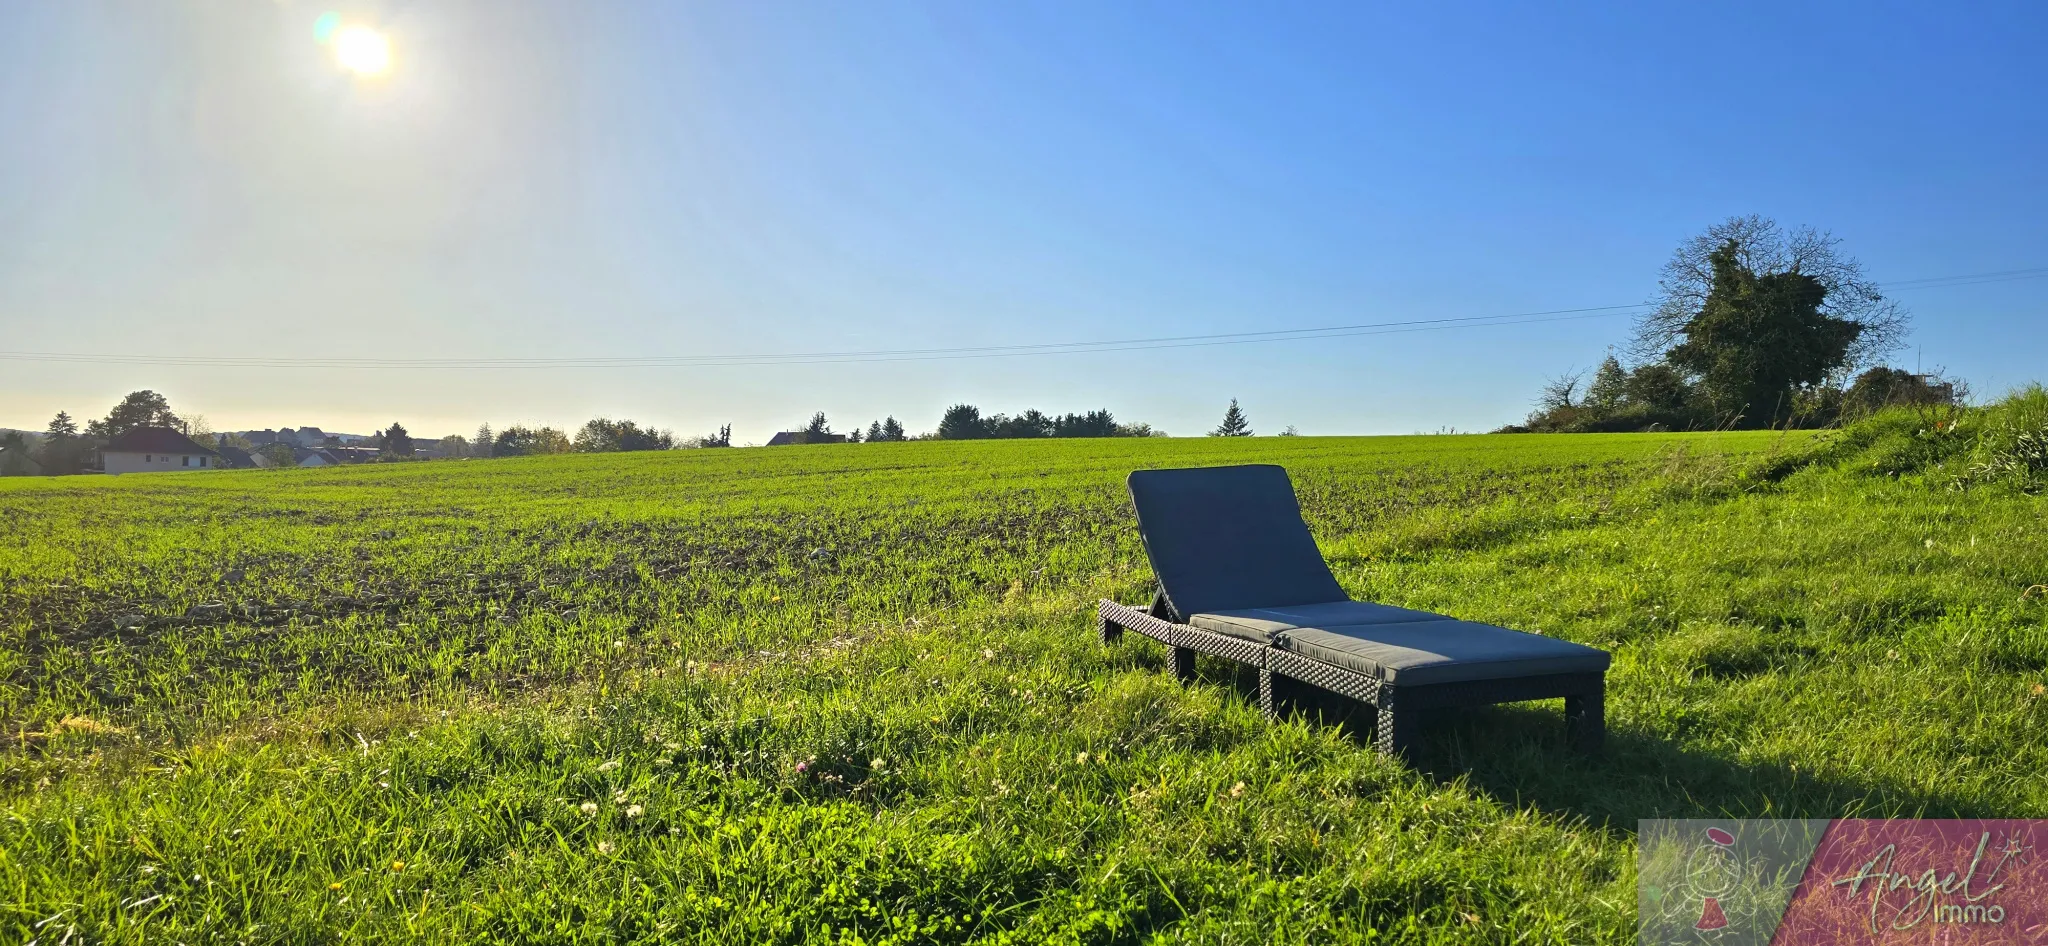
[
  {"left": 597, "top": 759, "right": 621, "bottom": 773},
  {"left": 626, "top": 804, "right": 645, "bottom": 818},
  {"left": 580, "top": 801, "right": 599, "bottom": 815},
  {"left": 597, "top": 841, "right": 616, "bottom": 855}
]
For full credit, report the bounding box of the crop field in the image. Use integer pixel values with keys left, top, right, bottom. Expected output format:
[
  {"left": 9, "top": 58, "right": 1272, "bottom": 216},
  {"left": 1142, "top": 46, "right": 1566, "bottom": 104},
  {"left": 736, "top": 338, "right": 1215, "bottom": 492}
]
[{"left": 4, "top": 425, "right": 2046, "bottom": 944}]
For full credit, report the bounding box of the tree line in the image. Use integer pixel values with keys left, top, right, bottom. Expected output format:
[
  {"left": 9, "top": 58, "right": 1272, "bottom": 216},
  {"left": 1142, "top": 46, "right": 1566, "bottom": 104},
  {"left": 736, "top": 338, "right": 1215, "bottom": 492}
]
[
  {"left": 3, "top": 391, "right": 1284, "bottom": 477},
  {"left": 746, "top": 405, "right": 1188, "bottom": 444},
  {"left": 1511, "top": 215, "right": 1947, "bottom": 433},
  {"left": 930, "top": 405, "right": 1164, "bottom": 440}
]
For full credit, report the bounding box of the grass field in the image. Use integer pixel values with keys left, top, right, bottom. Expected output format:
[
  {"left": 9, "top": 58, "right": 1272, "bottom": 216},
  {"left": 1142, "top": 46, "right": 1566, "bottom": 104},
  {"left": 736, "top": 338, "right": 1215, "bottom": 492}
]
[{"left": 4, "top": 423, "right": 2046, "bottom": 944}]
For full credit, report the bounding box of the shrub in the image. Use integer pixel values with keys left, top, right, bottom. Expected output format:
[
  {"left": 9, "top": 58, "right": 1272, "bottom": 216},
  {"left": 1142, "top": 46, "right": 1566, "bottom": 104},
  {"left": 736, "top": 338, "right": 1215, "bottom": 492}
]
[{"left": 1958, "top": 384, "right": 2048, "bottom": 490}]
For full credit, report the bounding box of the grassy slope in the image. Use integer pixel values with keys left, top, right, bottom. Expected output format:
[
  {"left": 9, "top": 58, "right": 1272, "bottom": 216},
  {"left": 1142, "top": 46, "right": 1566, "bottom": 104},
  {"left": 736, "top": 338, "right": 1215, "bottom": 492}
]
[{"left": 3, "top": 431, "right": 2045, "bottom": 944}]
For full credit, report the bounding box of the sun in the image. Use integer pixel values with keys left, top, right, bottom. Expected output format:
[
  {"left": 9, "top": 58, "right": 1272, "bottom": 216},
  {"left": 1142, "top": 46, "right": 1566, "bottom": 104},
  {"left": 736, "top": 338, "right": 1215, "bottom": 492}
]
[{"left": 332, "top": 25, "right": 392, "bottom": 77}]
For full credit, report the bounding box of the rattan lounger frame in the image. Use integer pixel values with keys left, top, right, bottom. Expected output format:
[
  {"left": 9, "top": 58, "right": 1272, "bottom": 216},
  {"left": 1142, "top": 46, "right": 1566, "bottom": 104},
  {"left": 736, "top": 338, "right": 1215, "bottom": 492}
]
[{"left": 1096, "top": 594, "right": 1604, "bottom": 759}]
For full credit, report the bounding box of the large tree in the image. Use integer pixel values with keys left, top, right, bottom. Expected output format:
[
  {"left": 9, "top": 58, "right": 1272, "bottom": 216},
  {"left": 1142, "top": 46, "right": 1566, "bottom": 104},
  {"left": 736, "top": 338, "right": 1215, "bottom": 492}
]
[
  {"left": 1635, "top": 216, "right": 1906, "bottom": 376},
  {"left": 87, "top": 390, "right": 182, "bottom": 439},
  {"left": 575, "top": 418, "right": 674, "bottom": 452},
  {"left": 937, "top": 404, "right": 986, "bottom": 440},
  {"left": 1661, "top": 239, "right": 1864, "bottom": 425},
  {"left": 495, "top": 425, "right": 573, "bottom": 456}
]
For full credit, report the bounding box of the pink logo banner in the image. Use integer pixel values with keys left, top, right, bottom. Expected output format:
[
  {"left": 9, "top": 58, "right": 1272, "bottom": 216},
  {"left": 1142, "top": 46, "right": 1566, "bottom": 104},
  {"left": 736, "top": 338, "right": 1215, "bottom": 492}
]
[{"left": 1640, "top": 819, "right": 2045, "bottom": 945}]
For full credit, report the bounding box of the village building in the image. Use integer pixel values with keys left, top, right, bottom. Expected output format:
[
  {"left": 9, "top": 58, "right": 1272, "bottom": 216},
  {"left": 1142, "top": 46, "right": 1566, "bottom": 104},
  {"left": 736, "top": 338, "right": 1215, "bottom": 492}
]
[
  {"left": 213, "top": 444, "right": 259, "bottom": 469},
  {"left": 101, "top": 427, "right": 220, "bottom": 475},
  {"left": 765, "top": 431, "right": 849, "bottom": 446}
]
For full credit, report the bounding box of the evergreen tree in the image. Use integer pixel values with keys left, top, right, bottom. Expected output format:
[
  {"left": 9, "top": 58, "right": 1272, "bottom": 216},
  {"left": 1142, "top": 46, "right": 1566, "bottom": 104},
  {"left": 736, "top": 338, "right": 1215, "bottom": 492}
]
[
  {"left": 1211, "top": 399, "right": 1252, "bottom": 437},
  {"left": 381, "top": 423, "right": 415, "bottom": 456},
  {"left": 1052, "top": 409, "right": 1118, "bottom": 438},
  {"left": 1586, "top": 355, "right": 1628, "bottom": 413},
  {"left": 866, "top": 420, "right": 884, "bottom": 442},
  {"left": 798, "top": 413, "right": 831, "bottom": 444},
  {"left": 938, "top": 404, "right": 986, "bottom": 440},
  {"left": 475, "top": 424, "right": 494, "bottom": 458},
  {"left": 33, "top": 411, "right": 82, "bottom": 476},
  {"left": 880, "top": 416, "right": 905, "bottom": 442}
]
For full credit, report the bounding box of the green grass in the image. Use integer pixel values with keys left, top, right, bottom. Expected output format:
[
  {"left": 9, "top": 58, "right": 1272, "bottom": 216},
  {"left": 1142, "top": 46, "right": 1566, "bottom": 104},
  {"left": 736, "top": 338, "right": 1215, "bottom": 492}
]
[{"left": 3, "top": 427, "right": 2045, "bottom": 943}]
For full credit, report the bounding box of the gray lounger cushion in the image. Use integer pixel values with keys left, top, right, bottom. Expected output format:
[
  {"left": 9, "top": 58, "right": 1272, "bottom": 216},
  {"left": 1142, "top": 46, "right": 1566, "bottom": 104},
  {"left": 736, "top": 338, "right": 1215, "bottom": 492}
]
[
  {"left": 1190, "top": 600, "right": 1453, "bottom": 643},
  {"left": 1127, "top": 465, "right": 1348, "bottom": 619},
  {"left": 1129, "top": 463, "right": 1610, "bottom": 688},
  {"left": 1277, "top": 620, "right": 1611, "bottom": 686}
]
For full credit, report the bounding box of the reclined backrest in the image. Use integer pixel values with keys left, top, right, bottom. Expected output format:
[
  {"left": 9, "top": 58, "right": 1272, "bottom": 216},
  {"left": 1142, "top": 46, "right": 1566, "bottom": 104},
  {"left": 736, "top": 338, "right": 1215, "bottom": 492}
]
[{"left": 1126, "top": 464, "right": 1348, "bottom": 620}]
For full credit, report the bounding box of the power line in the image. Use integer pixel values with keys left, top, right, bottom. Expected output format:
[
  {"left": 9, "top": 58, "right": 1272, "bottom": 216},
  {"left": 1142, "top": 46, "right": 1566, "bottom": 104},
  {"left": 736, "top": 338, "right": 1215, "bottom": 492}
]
[
  {"left": 2, "top": 265, "right": 2040, "bottom": 371},
  {"left": 1, "top": 307, "right": 1649, "bottom": 370},
  {"left": 1880, "top": 266, "right": 2048, "bottom": 291}
]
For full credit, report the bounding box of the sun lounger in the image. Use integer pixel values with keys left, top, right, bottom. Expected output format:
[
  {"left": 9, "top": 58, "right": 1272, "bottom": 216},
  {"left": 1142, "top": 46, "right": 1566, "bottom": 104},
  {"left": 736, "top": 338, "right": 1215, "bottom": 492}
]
[{"left": 1097, "top": 464, "right": 1608, "bottom": 758}]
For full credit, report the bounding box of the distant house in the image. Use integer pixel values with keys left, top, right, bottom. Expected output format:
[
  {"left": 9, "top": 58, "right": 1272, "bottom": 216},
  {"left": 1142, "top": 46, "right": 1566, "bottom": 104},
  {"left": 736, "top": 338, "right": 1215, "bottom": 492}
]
[
  {"left": 327, "top": 446, "right": 383, "bottom": 464},
  {"left": 214, "top": 445, "right": 259, "bottom": 469},
  {"left": 766, "top": 431, "right": 849, "bottom": 446},
  {"left": 294, "top": 448, "right": 339, "bottom": 467},
  {"left": 102, "top": 427, "right": 221, "bottom": 475}
]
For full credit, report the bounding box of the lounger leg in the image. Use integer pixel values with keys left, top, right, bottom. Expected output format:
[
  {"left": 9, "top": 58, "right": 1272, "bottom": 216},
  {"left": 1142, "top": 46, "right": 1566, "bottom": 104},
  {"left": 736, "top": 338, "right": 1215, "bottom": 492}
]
[
  {"left": 1098, "top": 613, "right": 1122, "bottom": 645},
  {"left": 1374, "top": 692, "right": 1418, "bottom": 760},
  {"left": 1565, "top": 687, "right": 1605, "bottom": 756},
  {"left": 1170, "top": 646, "right": 1196, "bottom": 684},
  {"left": 1258, "top": 668, "right": 1278, "bottom": 720}
]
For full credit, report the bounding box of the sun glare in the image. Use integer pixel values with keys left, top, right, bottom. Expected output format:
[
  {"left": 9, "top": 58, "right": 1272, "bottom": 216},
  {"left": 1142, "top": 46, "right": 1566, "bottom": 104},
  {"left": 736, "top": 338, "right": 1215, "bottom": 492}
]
[{"left": 332, "top": 25, "right": 392, "bottom": 77}]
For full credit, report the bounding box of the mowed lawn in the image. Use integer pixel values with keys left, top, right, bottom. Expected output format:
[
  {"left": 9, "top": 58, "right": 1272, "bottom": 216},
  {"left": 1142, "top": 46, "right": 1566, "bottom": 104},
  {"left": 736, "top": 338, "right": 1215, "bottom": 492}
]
[{"left": 3, "top": 431, "right": 2045, "bottom": 944}]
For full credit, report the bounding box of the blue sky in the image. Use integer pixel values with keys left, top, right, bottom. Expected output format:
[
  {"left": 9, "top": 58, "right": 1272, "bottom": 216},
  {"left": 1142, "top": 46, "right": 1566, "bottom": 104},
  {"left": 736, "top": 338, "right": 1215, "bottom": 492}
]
[{"left": 2, "top": 1, "right": 2044, "bottom": 440}]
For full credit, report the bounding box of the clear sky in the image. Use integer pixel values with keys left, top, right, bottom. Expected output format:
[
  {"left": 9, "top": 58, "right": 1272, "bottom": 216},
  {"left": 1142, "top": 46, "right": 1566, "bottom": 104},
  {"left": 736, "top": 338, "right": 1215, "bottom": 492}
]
[{"left": 3, "top": 1, "right": 2044, "bottom": 441}]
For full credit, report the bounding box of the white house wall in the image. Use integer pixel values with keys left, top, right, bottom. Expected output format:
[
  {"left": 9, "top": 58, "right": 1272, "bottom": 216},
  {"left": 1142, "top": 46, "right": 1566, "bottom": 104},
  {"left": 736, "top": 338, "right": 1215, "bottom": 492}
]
[{"left": 103, "top": 452, "right": 218, "bottom": 475}]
